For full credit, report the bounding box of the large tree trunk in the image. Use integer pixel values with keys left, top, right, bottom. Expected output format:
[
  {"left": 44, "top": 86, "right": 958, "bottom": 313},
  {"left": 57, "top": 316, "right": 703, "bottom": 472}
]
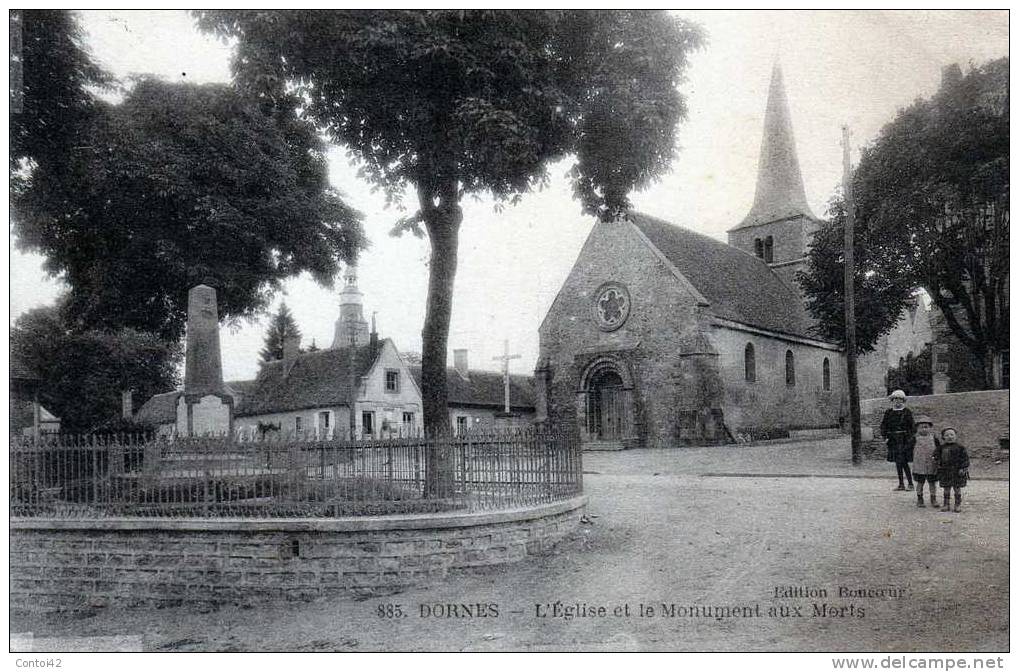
[
  {"left": 419, "top": 181, "right": 461, "bottom": 498},
  {"left": 981, "top": 346, "right": 999, "bottom": 390}
]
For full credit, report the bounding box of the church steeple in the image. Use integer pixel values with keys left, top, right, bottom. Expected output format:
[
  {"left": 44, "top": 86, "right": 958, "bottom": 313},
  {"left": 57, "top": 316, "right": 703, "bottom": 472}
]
[
  {"left": 331, "top": 264, "right": 370, "bottom": 349},
  {"left": 732, "top": 61, "right": 815, "bottom": 231}
]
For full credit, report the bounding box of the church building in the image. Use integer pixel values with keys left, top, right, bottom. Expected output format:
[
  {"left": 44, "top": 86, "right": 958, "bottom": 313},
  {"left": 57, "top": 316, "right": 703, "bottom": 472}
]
[{"left": 535, "top": 63, "right": 848, "bottom": 449}]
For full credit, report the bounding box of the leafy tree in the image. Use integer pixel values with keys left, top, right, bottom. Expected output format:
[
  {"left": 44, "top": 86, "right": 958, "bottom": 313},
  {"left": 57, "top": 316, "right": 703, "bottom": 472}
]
[
  {"left": 11, "top": 301, "right": 182, "bottom": 433},
  {"left": 259, "top": 302, "right": 302, "bottom": 362},
  {"left": 886, "top": 344, "right": 933, "bottom": 397},
  {"left": 797, "top": 197, "right": 915, "bottom": 353},
  {"left": 12, "top": 78, "right": 366, "bottom": 342},
  {"left": 10, "top": 10, "right": 111, "bottom": 180},
  {"left": 799, "top": 59, "right": 1008, "bottom": 389},
  {"left": 197, "top": 11, "right": 704, "bottom": 452},
  {"left": 861, "top": 59, "right": 1008, "bottom": 389}
]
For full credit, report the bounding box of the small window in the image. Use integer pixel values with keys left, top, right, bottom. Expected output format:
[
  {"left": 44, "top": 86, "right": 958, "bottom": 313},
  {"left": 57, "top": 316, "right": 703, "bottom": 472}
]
[
  {"left": 456, "top": 416, "right": 469, "bottom": 436},
  {"left": 754, "top": 238, "right": 764, "bottom": 259},
  {"left": 385, "top": 369, "right": 400, "bottom": 393},
  {"left": 402, "top": 411, "right": 414, "bottom": 426},
  {"left": 361, "top": 411, "right": 374, "bottom": 436},
  {"left": 295, "top": 416, "right": 303, "bottom": 433},
  {"left": 744, "top": 343, "right": 756, "bottom": 382},
  {"left": 764, "top": 236, "right": 774, "bottom": 263},
  {"left": 785, "top": 350, "right": 796, "bottom": 387},
  {"left": 822, "top": 357, "right": 831, "bottom": 391}
]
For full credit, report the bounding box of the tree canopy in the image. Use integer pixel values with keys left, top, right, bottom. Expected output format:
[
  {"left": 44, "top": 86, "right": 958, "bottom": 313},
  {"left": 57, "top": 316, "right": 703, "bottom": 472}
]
[
  {"left": 13, "top": 77, "right": 366, "bottom": 342},
  {"left": 259, "top": 302, "right": 302, "bottom": 362},
  {"left": 797, "top": 198, "right": 916, "bottom": 353},
  {"left": 11, "top": 300, "right": 182, "bottom": 434},
  {"left": 798, "top": 58, "right": 1008, "bottom": 386},
  {"left": 10, "top": 10, "right": 111, "bottom": 180},
  {"left": 196, "top": 10, "right": 705, "bottom": 446}
]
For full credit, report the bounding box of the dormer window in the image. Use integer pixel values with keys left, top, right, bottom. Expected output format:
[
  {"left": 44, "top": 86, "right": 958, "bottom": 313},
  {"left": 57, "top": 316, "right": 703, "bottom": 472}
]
[
  {"left": 754, "top": 238, "right": 764, "bottom": 259},
  {"left": 764, "top": 236, "right": 774, "bottom": 263}
]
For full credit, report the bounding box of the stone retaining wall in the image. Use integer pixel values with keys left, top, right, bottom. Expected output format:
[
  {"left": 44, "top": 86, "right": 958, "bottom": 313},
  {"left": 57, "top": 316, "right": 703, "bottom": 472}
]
[
  {"left": 862, "top": 389, "right": 1009, "bottom": 451},
  {"left": 11, "top": 497, "right": 586, "bottom": 612}
]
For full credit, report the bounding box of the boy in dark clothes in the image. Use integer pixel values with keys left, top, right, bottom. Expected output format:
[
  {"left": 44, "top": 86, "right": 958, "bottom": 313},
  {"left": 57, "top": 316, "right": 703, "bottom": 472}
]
[
  {"left": 880, "top": 390, "right": 915, "bottom": 491},
  {"left": 937, "top": 427, "right": 969, "bottom": 513}
]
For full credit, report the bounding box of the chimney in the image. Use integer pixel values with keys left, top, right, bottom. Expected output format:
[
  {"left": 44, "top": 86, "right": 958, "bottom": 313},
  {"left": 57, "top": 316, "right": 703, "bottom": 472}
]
[
  {"left": 283, "top": 334, "right": 301, "bottom": 361},
  {"left": 184, "top": 284, "right": 226, "bottom": 397},
  {"left": 370, "top": 311, "right": 378, "bottom": 349},
  {"left": 121, "top": 389, "right": 134, "bottom": 421},
  {"left": 453, "top": 348, "right": 470, "bottom": 381},
  {"left": 283, "top": 334, "right": 301, "bottom": 379}
]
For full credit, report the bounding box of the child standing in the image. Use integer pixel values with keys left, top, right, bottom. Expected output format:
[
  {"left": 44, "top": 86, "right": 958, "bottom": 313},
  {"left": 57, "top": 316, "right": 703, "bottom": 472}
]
[
  {"left": 910, "top": 416, "right": 939, "bottom": 508},
  {"left": 881, "top": 390, "right": 915, "bottom": 491},
  {"left": 937, "top": 427, "right": 970, "bottom": 512}
]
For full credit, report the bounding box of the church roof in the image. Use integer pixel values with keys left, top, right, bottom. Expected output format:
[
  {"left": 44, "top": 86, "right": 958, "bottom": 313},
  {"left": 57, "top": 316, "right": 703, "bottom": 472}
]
[
  {"left": 234, "top": 340, "right": 385, "bottom": 417},
  {"left": 631, "top": 212, "right": 820, "bottom": 341},
  {"left": 408, "top": 366, "right": 536, "bottom": 411},
  {"left": 730, "top": 62, "right": 816, "bottom": 231}
]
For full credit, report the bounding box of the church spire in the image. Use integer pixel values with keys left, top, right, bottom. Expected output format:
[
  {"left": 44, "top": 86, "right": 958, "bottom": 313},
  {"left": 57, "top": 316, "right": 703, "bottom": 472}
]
[{"left": 732, "top": 61, "right": 815, "bottom": 230}]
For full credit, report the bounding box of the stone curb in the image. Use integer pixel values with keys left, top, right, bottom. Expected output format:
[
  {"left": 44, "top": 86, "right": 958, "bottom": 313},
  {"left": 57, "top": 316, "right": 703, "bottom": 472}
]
[{"left": 10, "top": 495, "right": 589, "bottom": 532}]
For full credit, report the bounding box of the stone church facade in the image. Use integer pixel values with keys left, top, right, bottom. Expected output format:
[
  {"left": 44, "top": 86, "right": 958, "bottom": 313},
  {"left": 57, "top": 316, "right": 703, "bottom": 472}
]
[{"left": 535, "top": 63, "right": 848, "bottom": 449}]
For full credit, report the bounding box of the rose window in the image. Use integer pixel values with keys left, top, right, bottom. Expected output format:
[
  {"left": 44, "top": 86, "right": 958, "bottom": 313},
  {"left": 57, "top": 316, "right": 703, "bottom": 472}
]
[{"left": 593, "top": 283, "right": 631, "bottom": 331}]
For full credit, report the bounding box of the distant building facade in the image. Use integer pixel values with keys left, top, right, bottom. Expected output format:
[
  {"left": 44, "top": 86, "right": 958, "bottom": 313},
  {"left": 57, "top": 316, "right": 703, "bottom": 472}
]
[
  {"left": 409, "top": 348, "right": 536, "bottom": 434},
  {"left": 135, "top": 270, "right": 536, "bottom": 438}
]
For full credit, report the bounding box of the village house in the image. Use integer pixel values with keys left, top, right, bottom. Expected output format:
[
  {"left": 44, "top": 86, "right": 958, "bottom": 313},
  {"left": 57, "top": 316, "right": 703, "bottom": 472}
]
[
  {"left": 409, "top": 348, "right": 536, "bottom": 434},
  {"left": 135, "top": 268, "right": 534, "bottom": 437}
]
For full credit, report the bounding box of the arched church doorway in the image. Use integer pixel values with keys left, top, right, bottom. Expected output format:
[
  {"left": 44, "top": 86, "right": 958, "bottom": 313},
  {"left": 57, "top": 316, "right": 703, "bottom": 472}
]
[{"left": 586, "top": 367, "right": 628, "bottom": 440}]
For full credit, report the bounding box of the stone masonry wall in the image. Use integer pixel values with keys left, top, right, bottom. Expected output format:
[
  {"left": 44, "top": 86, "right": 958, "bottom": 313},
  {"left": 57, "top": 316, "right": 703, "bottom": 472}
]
[
  {"left": 861, "top": 389, "right": 1008, "bottom": 452},
  {"left": 712, "top": 326, "right": 846, "bottom": 432},
  {"left": 538, "top": 219, "right": 707, "bottom": 449},
  {"left": 11, "top": 499, "right": 584, "bottom": 612}
]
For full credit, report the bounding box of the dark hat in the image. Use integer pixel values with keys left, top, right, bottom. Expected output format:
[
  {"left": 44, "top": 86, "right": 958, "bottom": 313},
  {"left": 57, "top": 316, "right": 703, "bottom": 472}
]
[
  {"left": 941, "top": 426, "right": 957, "bottom": 436},
  {"left": 915, "top": 415, "right": 933, "bottom": 426}
]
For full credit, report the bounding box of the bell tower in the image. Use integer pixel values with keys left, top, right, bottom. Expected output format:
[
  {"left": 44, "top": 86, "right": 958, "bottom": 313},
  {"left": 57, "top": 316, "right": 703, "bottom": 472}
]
[
  {"left": 728, "top": 61, "right": 820, "bottom": 291},
  {"left": 331, "top": 264, "right": 370, "bottom": 348}
]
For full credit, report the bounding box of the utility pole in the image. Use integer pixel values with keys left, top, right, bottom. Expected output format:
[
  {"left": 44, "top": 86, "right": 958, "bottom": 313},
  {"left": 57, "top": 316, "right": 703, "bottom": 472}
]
[{"left": 842, "top": 125, "right": 863, "bottom": 466}]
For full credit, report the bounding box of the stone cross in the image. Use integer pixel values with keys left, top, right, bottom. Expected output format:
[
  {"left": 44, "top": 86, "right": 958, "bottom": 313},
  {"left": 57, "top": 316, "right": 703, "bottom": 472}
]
[{"left": 492, "top": 339, "right": 521, "bottom": 413}]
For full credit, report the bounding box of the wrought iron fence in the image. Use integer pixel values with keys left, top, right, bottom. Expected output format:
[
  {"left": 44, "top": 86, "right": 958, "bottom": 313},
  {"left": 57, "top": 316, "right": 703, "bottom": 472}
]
[{"left": 9, "top": 428, "right": 583, "bottom": 518}]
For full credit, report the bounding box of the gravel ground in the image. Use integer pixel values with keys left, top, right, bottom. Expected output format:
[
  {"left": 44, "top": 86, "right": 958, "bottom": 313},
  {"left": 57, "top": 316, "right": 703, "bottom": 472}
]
[{"left": 12, "top": 438, "right": 1009, "bottom": 652}]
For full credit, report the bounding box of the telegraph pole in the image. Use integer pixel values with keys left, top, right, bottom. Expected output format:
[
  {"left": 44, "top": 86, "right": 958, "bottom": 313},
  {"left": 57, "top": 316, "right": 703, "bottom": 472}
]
[{"left": 842, "top": 125, "right": 863, "bottom": 466}]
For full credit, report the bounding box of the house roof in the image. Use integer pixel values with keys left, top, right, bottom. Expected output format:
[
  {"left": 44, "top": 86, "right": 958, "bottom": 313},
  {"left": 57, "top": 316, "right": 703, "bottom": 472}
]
[
  {"left": 134, "top": 391, "right": 182, "bottom": 426},
  {"left": 630, "top": 212, "right": 821, "bottom": 341},
  {"left": 234, "top": 340, "right": 385, "bottom": 417},
  {"left": 10, "top": 399, "right": 59, "bottom": 432},
  {"left": 226, "top": 379, "right": 257, "bottom": 398},
  {"left": 408, "top": 366, "right": 535, "bottom": 411}
]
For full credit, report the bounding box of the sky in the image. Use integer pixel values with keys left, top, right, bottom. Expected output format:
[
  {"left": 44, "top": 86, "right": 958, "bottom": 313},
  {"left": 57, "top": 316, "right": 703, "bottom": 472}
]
[{"left": 8, "top": 10, "right": 1009, "bottom": 383}]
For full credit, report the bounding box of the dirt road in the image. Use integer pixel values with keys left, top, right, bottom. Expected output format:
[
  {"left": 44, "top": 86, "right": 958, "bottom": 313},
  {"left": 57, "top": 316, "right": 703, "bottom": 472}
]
[{"left": 12, "top": 439, "right": 1009, "bottom": 652}]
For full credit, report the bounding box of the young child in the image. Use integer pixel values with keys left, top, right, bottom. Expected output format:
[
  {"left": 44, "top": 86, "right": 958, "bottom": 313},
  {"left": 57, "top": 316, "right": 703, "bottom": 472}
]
[
  {"left": 937, "top": 427, "right": 970, "bottom": 512},
  {"left": 881, "top": 390, "right": 915, "bottom": 491},
  {"left": 910, "top": 415, "right": 939, "bottom": 508}
]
